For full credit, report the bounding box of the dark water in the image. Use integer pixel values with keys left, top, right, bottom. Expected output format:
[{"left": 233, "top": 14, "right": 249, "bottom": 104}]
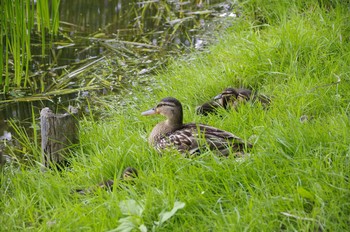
[
  {"left": 1, "top": 0, "right": 237, "bottom": 160},
  {"left": 31, "top": 0, "right": 235, "bottom": 70}
]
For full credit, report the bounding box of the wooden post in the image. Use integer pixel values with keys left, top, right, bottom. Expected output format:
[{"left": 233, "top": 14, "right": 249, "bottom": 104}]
[
  {"left": 0, "top": 149, "right": 4, "bottom": 167},
  {"left": 40, "top": 106, "right": 79, "bottom": 169}
]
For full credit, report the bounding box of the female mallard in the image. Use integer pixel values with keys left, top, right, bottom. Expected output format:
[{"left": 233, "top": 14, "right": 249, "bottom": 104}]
[
  {"left": 196, "top": 87, "right": 271, "bottom": 115},
  {"left": 142, "top": 97, "right": 252, "bottom": 156}
]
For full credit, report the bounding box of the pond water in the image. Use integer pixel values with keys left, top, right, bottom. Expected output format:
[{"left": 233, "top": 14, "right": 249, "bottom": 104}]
[{"left": 1, "top": 0, "right": 237, "bottom": 161}]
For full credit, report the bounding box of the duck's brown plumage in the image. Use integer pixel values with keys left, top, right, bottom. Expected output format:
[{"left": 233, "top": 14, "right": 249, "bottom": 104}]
[{"left": 142, "top": 97, "right": 252, "bottom": 156}]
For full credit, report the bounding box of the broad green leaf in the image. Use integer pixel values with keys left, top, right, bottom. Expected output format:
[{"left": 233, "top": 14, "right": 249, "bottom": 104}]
[
  {"left": 115, "top": 216, "right": 136, "bottom": 232},
  {"left": 157, "top": 201, "right": 186, "bottom": 225},
  {"left": 119, "top": 199, "right": 144, "bottom": 216},
  {"left": 297, "top": 187, "right": 315, "bottom": 201},
  {"left": 113, "top": 216, "right": 143, "bottom": 232},
  {"left": 107, "top": 217, "right": 134, "bottom": 232},
  {"left": 139, "top": 224, "right": 148, "bottom": 232}
]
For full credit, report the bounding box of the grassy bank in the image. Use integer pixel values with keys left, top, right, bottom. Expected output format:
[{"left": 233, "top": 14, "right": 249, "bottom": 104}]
[{"left": 1, "top": 0, "right": 350, "bottom": 231}]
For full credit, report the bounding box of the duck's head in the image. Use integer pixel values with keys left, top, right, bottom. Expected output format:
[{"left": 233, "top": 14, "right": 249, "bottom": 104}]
[
  {"left": 141, "top": 97, "right": 183, "bottom": 124},
  {"left": 214, "top": 88, "right": 240, "bottom": 107}
]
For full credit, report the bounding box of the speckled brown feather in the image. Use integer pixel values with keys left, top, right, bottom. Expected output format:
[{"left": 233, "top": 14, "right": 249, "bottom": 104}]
[{"left": 155, "top": 123, "right": 252, "bottom": 156}]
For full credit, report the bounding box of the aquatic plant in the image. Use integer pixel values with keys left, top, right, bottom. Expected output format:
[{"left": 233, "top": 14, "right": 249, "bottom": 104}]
[
  {"left": 0, "top": 0, "right": 60, "bottom": 92},
  {"left": 1, "top": 0, "right": 235, "bottom": 102}
]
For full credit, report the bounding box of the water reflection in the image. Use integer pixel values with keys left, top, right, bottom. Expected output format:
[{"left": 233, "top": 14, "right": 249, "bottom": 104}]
[
  {"left": 54, "top": 0, "right": 232, "bottom": 64},
  {"left": 60, "top": 0, "right": 213, "bottom": 34}
]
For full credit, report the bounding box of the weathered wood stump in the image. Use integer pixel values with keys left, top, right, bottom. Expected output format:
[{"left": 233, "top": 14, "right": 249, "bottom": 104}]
[
  {"left": 0, "top": 149, "right": 4, "bottom": 167},
  {"left": 40, "top": 106, "right": 79, "bottom": 169}
]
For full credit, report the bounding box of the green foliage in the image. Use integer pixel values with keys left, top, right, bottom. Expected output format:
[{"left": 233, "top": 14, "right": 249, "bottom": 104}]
[
  {"left": 0, "top": 0, "right": 60, "bottom": 91},
  {"left": 1, "top": 0, "right": 350, "bottom": 231},
  {"left": 114, "top": 199, "right": 185, "bottom": 231}
]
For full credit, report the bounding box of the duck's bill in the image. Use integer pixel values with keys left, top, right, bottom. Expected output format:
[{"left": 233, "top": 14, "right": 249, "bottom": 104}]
[
  {"left": 213, "top": 93, "right": 222, "bottom": 100},
  {"left": 141, "top": 108, "right": 157, "bottom": 116}
]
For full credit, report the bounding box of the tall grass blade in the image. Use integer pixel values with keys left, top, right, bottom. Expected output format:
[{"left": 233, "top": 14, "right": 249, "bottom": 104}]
[{"left": 1, "top": 0, "right": 60, "bottom": 91}]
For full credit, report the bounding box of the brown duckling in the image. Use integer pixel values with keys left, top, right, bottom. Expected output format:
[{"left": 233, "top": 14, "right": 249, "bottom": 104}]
[
  {"left": 97, "top": 167, "right": 138, "bottom": 189},
  {"left": 75, "top": 167, "right": 138, "bottom": 194},
  {"left": 142, "top": 97, "right": 252, "bottom": 156},
  {"left": 196, "top": 87, "right": 271, "bottom": 115}
]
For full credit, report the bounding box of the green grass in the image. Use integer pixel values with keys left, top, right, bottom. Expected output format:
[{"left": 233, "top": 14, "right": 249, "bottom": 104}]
[{"left": 1, "top": 0, "right": 350, "bottom": 231}]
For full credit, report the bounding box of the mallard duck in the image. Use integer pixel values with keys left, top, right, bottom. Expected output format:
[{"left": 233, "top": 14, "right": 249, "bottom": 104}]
[
  {"left": 75, "top": 167, "right": 138, "bottom": 194},
  {"left": 196, "top": 87, "right": 271, "bottom": 115},
  {"left": 142, "top": 97, "right": 252, "bottom": 156}
]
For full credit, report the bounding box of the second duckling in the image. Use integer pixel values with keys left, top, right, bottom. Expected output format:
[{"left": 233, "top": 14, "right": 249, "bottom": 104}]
[{"left": 196, "top": 87, "right": 271, "bottom": 115}]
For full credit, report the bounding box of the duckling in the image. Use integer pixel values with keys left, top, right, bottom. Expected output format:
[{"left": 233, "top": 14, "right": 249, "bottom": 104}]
[
  {"left": 75, "top": 167, "right": 138, "bottom": 195},
  {"left": 216, "top": 87, "right": 271, "bottom": 108},
  {"left": 196, "top": 87, "right": 271, "bottom": 115},
  {"left": 97, "top": 167, "right": 138, "bottom": 189},
  {"left": 142, "top": 97, "right": 252, "bottom": 156}
]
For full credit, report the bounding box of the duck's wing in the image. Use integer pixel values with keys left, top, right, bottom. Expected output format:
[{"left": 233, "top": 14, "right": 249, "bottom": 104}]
[
  {"left": 195, "top": 124, "right": 252, "bottom": 152},
  {"left": 156, "top": 123, "right": 252, "bottom": 156},
  {"left": 155, "top": 128, "right": 201, "bottom": 154}
]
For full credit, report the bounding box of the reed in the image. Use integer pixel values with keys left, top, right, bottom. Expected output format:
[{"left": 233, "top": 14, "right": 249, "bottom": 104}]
[{"left": 0, "top": 0, "right": 60, "bottom": 92}]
